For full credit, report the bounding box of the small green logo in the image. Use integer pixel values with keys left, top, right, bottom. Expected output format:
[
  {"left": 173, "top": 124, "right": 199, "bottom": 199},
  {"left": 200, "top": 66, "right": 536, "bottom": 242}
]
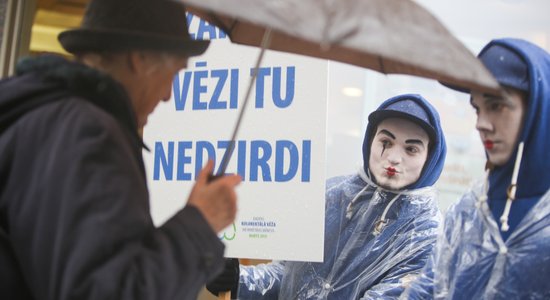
[{"left": 221, "top": 222, "right": 236, "bottom": 240}]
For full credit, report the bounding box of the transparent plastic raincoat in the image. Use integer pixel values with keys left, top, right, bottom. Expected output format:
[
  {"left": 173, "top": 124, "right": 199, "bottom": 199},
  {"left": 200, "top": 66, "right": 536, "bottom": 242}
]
[
  {"left": 237, "top": 94, "right": 447, "bottom": 299},
  {"left": 403, "top": 39, "right": 550, "bottom": 299}
]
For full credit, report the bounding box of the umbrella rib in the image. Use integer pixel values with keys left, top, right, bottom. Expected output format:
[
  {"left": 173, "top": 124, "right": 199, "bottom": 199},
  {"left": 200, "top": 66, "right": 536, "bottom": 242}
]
[
  {"left": 378, "top": 56, "right": 385, "bottom": 73},
  {"left": 216, "top": 29, "right": 273, "bottom": 175},
  {"left": 207, "top": 12, "right": 237, "bottom": 38}
]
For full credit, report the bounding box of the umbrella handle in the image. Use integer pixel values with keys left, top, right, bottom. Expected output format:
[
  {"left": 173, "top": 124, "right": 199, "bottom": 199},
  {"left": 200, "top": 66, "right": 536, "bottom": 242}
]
[{"left": 219, "top": 291, "right": 231, "bottom": 300}]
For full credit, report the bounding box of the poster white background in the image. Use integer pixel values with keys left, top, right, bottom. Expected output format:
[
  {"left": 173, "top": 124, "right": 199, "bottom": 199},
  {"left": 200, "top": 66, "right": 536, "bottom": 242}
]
[{"left": 143, "top": 33, "right": 328, "bottom": 262}]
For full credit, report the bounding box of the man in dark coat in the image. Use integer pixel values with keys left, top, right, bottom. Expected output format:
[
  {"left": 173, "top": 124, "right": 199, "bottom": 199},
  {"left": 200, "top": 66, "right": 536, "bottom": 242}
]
[{"left": 0, "top": 0, "right": 241, "bottom": 299}]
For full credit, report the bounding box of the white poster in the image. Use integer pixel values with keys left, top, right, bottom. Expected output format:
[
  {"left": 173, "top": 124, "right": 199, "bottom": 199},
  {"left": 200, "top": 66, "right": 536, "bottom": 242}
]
[{"left": 143, "top": 17, "right": 328, "bottom": 262}]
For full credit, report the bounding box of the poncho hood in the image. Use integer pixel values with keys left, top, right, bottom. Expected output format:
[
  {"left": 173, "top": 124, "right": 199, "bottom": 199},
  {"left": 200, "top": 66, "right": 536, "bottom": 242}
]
[
  {"left": 362, "top": 94, "right": 447, "bottom": 189},
  {"left": 484, "top": 39, "right": 550, "bottom": 202}
]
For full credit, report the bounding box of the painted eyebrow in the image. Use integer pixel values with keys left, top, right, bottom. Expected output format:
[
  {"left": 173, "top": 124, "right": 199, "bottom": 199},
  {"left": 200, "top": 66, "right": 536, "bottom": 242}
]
[
  {"left": 377, "top": 129, "right": 395, "bottom": 139},
  {"left": 378, "top": 129, "right": 426, "bottom": 147}
]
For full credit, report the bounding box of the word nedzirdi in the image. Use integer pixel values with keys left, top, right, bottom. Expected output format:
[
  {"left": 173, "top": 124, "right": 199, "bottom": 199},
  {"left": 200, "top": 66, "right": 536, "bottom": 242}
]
[{"left": 153, "top": 139, "right": 312, "bottom": 183}]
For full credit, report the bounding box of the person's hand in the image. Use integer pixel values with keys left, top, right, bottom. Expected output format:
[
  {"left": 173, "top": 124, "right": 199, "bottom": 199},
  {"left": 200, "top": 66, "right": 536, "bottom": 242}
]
[
  {"left": 187, "top": 160, "right": 241, "bottom": 233},
  {"left": 206, "top": 258, "right": 240, "bottom": 298}
]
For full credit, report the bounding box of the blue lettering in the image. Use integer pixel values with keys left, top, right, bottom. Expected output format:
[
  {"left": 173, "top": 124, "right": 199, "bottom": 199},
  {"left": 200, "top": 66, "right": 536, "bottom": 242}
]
[
  {"left": 193, "top": 62, "right": 208, "bottom": 110},
  {"left": 153, "top": 142, "right": 174, "bottom": 180},
  {"left": 195, "top": 141, "right": 216, "bottom": 179},
  {"left": 186, "top": 13, "right": 195, "bottom": 39},
  {"left": 197, "top": 19, "right": 218, "bottom": 40},
  {"left": 186, "top": 13, "right": 227, "bottom": 40},
  {"left": 272, "top": 67, "right": 295, "bottom": 108},
  {"left": 250, "top": 140, "right": 272, "bottom": 182},
  {"left": 152, "top": 139, "right": 311, "bottom": 182},
  {"left": 230, "top": 69, "right": 239, "bottom": 109},
  {"left": 302, "top": 140, "right": 311, "bottom": 182},
  {"left": 210, "top": 69, "right": 228, "bottom": 109},
  {"left": 173, "top": 71, "right": 192, "bottom": 111},
  {"left": 275, "top": 140, "right": 298, "bottom": 182},
  {"left": 254, "top": 67, "right": 271, "bottom": 108},
  {"left": 176, "top": 141, "right": 193, "bottom": 180},
  {"left": 237, "top": 140, "right": 247, "bottom": 179},
  {"left": 253, "top": 66, "right": 295, "bottom": 109},
  {"left": 172, "top": 65, "right": 239, "bottom": 111},
  {"left": 217, "top": 140, "right": 230, "bottom": 175}
]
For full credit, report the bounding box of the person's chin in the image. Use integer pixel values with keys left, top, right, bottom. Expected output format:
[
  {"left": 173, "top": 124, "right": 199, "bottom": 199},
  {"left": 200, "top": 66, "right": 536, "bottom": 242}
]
[
  {"left": 377, "top": 178, "right": 402, "bottom": 191},
  {"left": 487, "top": 153, "right": 510, "bottom": 167}
]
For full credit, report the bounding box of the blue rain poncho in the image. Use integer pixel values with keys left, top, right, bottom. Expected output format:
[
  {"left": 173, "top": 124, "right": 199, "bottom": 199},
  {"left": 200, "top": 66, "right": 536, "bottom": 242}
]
[
  {"left": 403, "top": 39, "right": 550, "bottom": 299},
  {"left": 237, "top": 94, "right": 447, "bottom": 299}
]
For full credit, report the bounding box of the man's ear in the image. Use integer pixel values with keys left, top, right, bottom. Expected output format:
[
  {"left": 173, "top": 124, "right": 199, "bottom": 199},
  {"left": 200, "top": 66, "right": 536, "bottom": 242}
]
[{"left": 126, "top": 51, "right": 146, "bottom": 75}]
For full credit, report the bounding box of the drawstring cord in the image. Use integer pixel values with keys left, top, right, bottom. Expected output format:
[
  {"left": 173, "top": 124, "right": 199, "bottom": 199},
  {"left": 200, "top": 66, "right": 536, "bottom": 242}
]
[
  {"left": 346, "top": 185, "right": 370, "bottom": 219},
  {"left": 500, "top": 142, "right": 524, "bottom": 232},
  {"left": 373, "top": 192, "right": 402, "bottom": 235},
  {"left": 350, "top": 169, "right": 409, "bottom": 234},
  {"left": 345, "top": 183, "right": 402, "bottom": 235}
]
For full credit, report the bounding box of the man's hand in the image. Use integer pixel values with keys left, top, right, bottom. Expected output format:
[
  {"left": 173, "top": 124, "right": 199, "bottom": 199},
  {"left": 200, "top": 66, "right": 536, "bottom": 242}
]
[{"left": 187, "top": 160, "right": 241, "bottom": 233}]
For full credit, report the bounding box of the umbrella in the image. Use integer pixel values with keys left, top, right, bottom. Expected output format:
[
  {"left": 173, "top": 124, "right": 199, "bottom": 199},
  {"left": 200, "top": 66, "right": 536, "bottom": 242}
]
[
  {"left": 180, "top": 0, "right": 499, "bottom": 94},
  {"left": 180, "top": 0, "right": 501, "bottom": 181}
]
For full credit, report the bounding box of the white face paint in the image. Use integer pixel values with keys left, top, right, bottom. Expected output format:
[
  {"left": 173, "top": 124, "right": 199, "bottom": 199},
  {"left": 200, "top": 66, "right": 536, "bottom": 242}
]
[
  {"left": 471, "top": 88, "right": 526, "bottom": 166},
  {"left": 369, "top": 118, "right": 430, "bottom": 190}
]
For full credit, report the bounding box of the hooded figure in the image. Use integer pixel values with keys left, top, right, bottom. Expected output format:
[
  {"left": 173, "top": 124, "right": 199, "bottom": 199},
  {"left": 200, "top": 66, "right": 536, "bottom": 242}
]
[
  {"left": 208, "top": 94, "right": 447, "bottom": 299},
  {"left": 403, "top": 38, "right": 550, "bottom": 299}
]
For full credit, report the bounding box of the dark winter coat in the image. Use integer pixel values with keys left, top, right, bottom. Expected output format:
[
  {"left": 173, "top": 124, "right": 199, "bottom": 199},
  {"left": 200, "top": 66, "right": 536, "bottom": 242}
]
[{"left": 0, "top": 55, "right": 224, "bottom": 300}]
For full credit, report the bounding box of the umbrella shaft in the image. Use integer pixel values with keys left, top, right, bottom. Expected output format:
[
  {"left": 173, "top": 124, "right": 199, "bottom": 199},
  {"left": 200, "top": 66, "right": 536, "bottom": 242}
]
[{"left": 217, "top": 29, "right": 273, "bottom": 175}]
